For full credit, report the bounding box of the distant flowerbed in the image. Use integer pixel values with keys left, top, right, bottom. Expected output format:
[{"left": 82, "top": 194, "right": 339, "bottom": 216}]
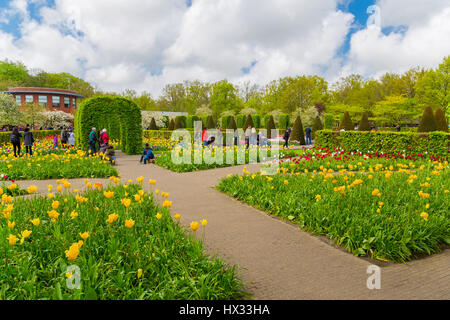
[{"left": 0, "top": 179, "right": 244, "bottom": 300}]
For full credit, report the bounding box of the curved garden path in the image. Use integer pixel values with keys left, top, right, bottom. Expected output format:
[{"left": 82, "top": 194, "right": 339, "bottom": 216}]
[{"left": 16, "top": 151, "right": 449, "bottom": 299}]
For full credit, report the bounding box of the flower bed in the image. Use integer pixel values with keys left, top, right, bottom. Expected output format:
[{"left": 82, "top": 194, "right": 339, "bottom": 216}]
[
  {"left": 0, "top": 181, "right": 244, "bottom": 299},
  {"left": 217, "top": 163, "right": 449, "bottom": 262},
  {"left": 0, "top": 150, "right": 117, "bottom": 180}
]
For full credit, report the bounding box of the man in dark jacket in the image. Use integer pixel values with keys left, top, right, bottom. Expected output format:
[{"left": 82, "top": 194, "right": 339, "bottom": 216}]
[
  {"left": 283, "top": 128, "right": 290, "bottom": 149},
  {"left": 86, "top": 127, "right": 97, "bottom": 156},
  {"left": 24, "top": 127, "right": 35, "bottom": 155},
  {"left": 305, "top": 126, "right": 312, "bottom": 145},
  {"left": 10, "top": 127, "right": 22, "bottom": 157}
]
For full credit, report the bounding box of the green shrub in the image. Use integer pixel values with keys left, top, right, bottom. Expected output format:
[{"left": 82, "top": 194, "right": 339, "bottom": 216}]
[
  {"left": 251, "top": 114, "right": 261, "bottom": 128},
  {"left": 340, "top": 111, "right": 354, "bottom": 131},
  {"left": 174, "top": 116, "right": 186, "bottom": 129},
  {"left": 266, "top": 115, "right": 276, "bottom": 139},
  {"left": 243, "top": 115, "right": 254, "bottom": 129},
  {"left": 418, "top": 106, "right": 437, "bottom": 132},
  {"left": 315, "top": 130, "right": 449, "bottom": 157},
  {"left": 434, "top": 107, "right": 448, "bottom": 132},
  {"left": 291, "top": 116, "right": 305, "bottom": 145},
  {"left": 168, "top": 119, "right": 175, "bottom": 131},
  {"left": 324, "top": 114, "right": 334, "bottom": 130},
  {"left": 312, "top": 116, "right": 323, "bottom": 132},
  {"left": 221, "top": 115, "right": 231, "bottom": 129},
  {"left": 186, "top": 115, "right": 199, "bottom": 129},
  {"left": 263, "top": 114, "right": 271, "bottom": 128},
  {"left": 236, "top": 114, "right": 246, "bottom": 128},
  {"left": 279, "top": 114, "right": 290, "bottom": 129},
  {"left": 227, "top": 116, "right": 237, "bottom": 130},
  {"left": 149, "top": 118, "right": 158, "bottom": 130},
  {"left": 358, "top": 112, "right": 371, "bottom": 131},
  {"left": 75, "top": 96, "right": 142, "bottom": 155},
  {"left": 206, "top": 115, "right": 216, "bottom": 129}
]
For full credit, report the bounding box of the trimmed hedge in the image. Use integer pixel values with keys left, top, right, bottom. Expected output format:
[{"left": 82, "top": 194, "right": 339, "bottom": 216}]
[
  {"left": 236, "top": 114, "right": 246, "bottom": 129},
  {"left": 0, "top": 130, "right": 60, "bottom": 144},
  {"left": 75, "top": 96, "right": 143, "bottom": 155},
  {"left": 324, "top": 114, "right": 334, "bottom": 130},
  {"left": 221, "top": 115, "right": 232, "bottom": 129},
  {"left": 315, "top": 130, "right": 449, "bottom": 157},
  {"left": 175, "top": 116, "right": 187, "bottom": 129},
  {"left": 251, "top": 114, "right": 261, "bottom": 129},
  {"left": 186, "top": 115, "right": 198, "bottom": 129}
]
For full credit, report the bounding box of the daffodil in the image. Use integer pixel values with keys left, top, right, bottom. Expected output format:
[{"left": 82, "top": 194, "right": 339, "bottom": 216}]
[
  {"left": 30, "top": 218, "right": 40, "bottom": 226},
  {"left": 156, "top": 212, "right": 162, "bottom": 220},
  {"left": 80, "top": 232, "right": 89, "bottom": 240},
  {"left": 125, "top": 219, "right": 135, "bottom": 228},
  {"left": 190, "top": 221, "right": 200, "bottom": 231},
  {"left": 106, "top": 213, "right": 119, "bottom": 224},
  {"left": 7, "top": 234, "right": 18, "bottom": 246}
]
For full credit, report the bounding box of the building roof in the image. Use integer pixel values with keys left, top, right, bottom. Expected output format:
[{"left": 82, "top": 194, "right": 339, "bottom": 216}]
[{"left": 3, "top": 87, "right": 84, "bottom": 99}]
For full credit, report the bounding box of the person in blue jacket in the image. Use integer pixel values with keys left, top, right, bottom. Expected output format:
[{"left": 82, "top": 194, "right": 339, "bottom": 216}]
[{"left": 140, "top": 144, "right": 155, "bottom": 164}]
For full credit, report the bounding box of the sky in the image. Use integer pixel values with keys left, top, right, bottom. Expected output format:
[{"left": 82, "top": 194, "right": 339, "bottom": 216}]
[{"left": 0, "top": 0, "right": 449, "bottom": 96}]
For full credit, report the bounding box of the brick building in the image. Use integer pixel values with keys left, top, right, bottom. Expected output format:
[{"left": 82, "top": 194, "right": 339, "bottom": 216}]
[{"left": 3, "top": 87, "right": 84, "bottom": 114}]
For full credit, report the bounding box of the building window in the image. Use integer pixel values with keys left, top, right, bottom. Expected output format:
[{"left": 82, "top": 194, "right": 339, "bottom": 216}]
[
  {"left": 15, "top": 95, "right": 21, "bottom": 104},
  {"left": 52, "top": 96, "right": 60, "bottom": 107},
  {"left": 39, "top": 95, "right": 47, "bottom": 106},
  {"left": 73, "top": 98, "right": 77, "bottom": 109},
  {"left": 25, "top": 95, "right": 33, "bottom": 103},
  {"left": 64, "top": 97, "right": 70, "bottom": 108}
]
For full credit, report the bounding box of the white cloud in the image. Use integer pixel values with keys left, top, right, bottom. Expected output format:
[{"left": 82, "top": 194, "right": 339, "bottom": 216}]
[
  {"left": 0, "top": 0, "right": 448, "bottom": 96},
  {"left": 342, "top": 6, "right": 450, "bottom": 79}
]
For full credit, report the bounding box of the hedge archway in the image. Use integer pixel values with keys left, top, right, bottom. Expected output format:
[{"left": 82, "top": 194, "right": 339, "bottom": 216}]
[{"left": 75, "top": 96, "right": 142, "bottom": 155}]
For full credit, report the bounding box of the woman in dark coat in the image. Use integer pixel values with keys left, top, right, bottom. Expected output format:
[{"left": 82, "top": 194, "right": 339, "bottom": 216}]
[
  {"left": 10, "top": 127, "right": 22, "bottom": 157},
  {"left": 24, "top": 127, "right": 35, "bottom": 156}
]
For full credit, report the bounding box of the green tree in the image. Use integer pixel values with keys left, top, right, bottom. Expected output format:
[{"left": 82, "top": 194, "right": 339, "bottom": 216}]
[
  {"left": 417, "top": 106, "right": 437, "bottom": 132},
  {"left": 279, "top": 75, "right": 328, "bottom": 113},
  {"left": 415, "top": 56, "right": 450, "bottom": 115},
  {"left": 372, "top": 95, "right": 417, "bottom": 125},
  {"left": 434, "top": 107, "right": 448, "bottom": 132},
  {"left": 358, "top": 112, "right": 371, "bottom": 131},
  {"left": 243, "top": 114, "right": 254, "bottom": 129},
  {"left": 149, "top": 118, "right": 158, "bottom": 130},
  {"left": 227, "top": 116, "right": 237, "bottom": 130},
  {"left": 291, "top": 116, "right": 306, "bottom": 145},
  {"left": 340, "top": 111, "right": 354, "bottom": 131},
  {"left": 266, "top": 115, "right": 276, "bottom": 139},
  {"left": 210, "top": 80, "right": 241, "bottom": 119},
  {"left": 0, "top": 93, "right": 23, "bottom": 125},
  {"left": 0, "top": 60, "right": 28, "bottom": 83},
  {"left": 206, "top": 115, "right": 216, "bottom": 129}
]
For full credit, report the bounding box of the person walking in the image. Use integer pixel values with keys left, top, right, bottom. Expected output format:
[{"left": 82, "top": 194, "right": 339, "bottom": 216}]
[
  {"left": 86, "top": 127, "right": 98, "bottom": 156},
  {"left": 10, "top": 127, "right": 22, "bottom": 157},
  {"left": 305, "top": 125, "right": 312, "bottom": 145},
  {"left": 283, "top": 128, "right": 290, "bottom": 149},
  {"left": 68, "top": 130, "right": 75, "bottom": 146},
  {"left": 245, "top": 125, "right": 252, "bottom": 149},
  {"left": 61, "top": 127, "right": 68, "bottom": 145},
  {"left": 99, "top": 129, "right": 109, "bottom": 154},
  {"left": 24, "top": 127, "right": 35, "bottom": 156},
  {"left": 396, "top": 124, "right": 401, "bottom": 132}
]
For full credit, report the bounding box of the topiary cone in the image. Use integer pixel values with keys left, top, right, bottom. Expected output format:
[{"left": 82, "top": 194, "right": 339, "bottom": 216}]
[
  {"left": 418, "top": 106, "right": 437, "bottom": 132},
  {"left": 149, "top": 118, "right": 158, "bottom": 130},
  {"left": 174, "top": 116, "right": 184, "bottom": 129},
  {"left": 291, "top": 116, "right": 306, "bottom": 145},
  {"left": 168, "top": 118, "right": 175, "bottom": 131},
  {"left": 243, "top": 114, "right": 255, "bottom": 129},
  {"left": 206, "top": 115, "right": 216, "bottom": 129},
  {"left": 434, "top": 107, "right": 448, "bottom": 132},
  {"left": 227, "top": 116, "right": 237, "bottom": 130},
  {"left": 340, "top": 111, "right": 354, "bottom": 131},
  {"left": 266, "top": 115, "right": 276, "bottom": 139},
  {"left": 358, "top": 112, "right": 371, "bottom": 131}
]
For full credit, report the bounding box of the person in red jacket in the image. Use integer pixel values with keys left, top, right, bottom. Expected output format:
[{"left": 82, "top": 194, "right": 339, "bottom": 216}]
[
  {"left": 99, "top": 129, "right": 110, "bottom": 154},
  {"left": 201, "top": 129, "right": 208, "bottom": 147}
]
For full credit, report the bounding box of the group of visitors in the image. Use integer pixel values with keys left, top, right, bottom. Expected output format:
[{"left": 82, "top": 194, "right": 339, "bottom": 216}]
[
  {"left": 282, "top": 125, "right": 313, "bottom": 149},
  {"left": 86, "top": 127, "right": 116, "bottom": 165},
  {"left": 9, "top": 126, "right": 35, "bottom": 157}
]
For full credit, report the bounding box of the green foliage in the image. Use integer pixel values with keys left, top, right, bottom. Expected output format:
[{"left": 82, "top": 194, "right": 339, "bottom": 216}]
[
  {"left": 75, "top": 96, "right": 143, "bottom": 155},
  {"left": 206, "top": 115, "right": 216, "bottom": 129},
  {"left": 210, "top": 80, "right": 241, "bottom": 119},
  {"left": 266, "top": 115, "right": 276, "bottom": 139},
  {"left": 312, "top": 116, "right": 323, "bottom": 132},
  {"left": 174, "top": 116, "right": 185, "bottom": 129},
  {"left": 358, "top": 112, "right": 371, "bottom": 131},
  {"left": 291, "top": 116, "right": 305, "bottom": 145},
  {"left": 221, "top": 115, "right": 232, "bottom": 129},
  {"left": 434, "top": 107, "right": 448, "bottom": 132},
  {"left": 263, "top": 114, "right": 271, "bottom": 128},
  {"left": 278, "top": 114, "right": 290, "bottom": 129},
  {"left": 418, "top": 106, "right": 437, "bottom": 132},
  {"left": 340, "top": 111, "right": 354, "bottom": 131},
  {"left": 186, "top": 115, "right": 199, "bottom": 129},
  {"left": 243, "top": 114, "right": 254, "bottom": 129},
  {"left": 149, "top": 118, "right": 158, "bottom": 130},
  {"left": 251, "top": 114, "right": 261, "bottom": 128},
  {"left": 227, "top": 116, "right": 237, "bottom": 130},
  {"left": 236, "top": 114, "right": 246, "bottom": 129},
  {"left": 0, "top": 60, "right": 28, "bottom": 83},
  {"left": 0, "top": 92, "right": 22, "bottom": 125},
  {"left": 324, "top": 114, "right": 334, "bottom": 130},
  {"left": 315, "top": 130, "right": 449, "bottom": 156},
  {"left": 168, "top": 119, "right": 175, "bottom": 131}
]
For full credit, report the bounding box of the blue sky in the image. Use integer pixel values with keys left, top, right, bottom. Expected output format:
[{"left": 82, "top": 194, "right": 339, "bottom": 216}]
[{"left": 0, "top": 0, "right": 448, "bottom": 94}]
